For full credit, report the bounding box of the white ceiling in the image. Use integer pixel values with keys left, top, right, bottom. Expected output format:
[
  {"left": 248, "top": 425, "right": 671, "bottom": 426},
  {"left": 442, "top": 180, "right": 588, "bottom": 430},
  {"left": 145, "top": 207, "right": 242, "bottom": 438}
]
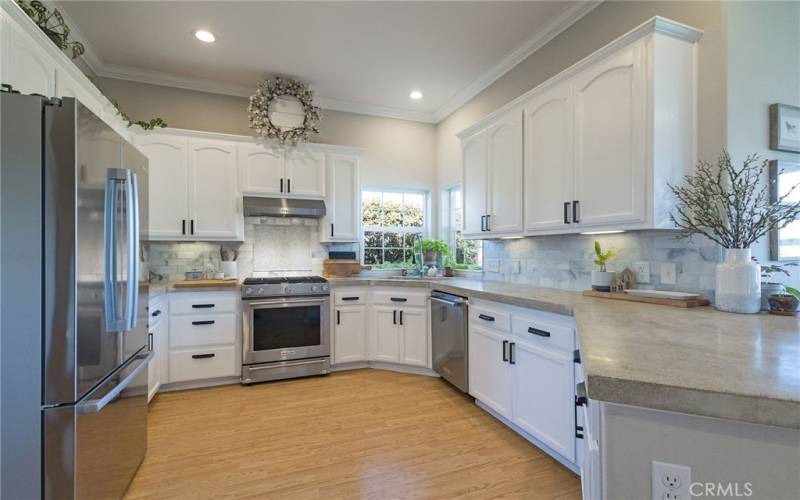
[{"left": 59, "top": 1, "right": 599, "bottom": 123}]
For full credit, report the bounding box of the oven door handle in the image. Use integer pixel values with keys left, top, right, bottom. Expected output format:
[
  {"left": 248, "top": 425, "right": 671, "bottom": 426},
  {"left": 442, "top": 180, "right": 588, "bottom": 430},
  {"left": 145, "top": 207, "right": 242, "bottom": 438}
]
[{"left": 246, "top": 298, "right": 327, "bottom": 307}]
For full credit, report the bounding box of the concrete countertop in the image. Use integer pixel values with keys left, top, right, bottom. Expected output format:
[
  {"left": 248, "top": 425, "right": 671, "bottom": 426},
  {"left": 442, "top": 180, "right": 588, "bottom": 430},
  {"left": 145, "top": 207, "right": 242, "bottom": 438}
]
[
  {"left": 148, "top": 281, "right": 240, "bottom": 299},
  {"left": 330, "top": 277, "right": 800, "bottom": 429}
]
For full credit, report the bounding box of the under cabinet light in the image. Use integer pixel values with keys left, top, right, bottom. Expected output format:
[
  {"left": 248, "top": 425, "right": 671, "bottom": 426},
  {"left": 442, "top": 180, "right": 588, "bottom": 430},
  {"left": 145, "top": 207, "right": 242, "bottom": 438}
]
[{"left": 579, "top": 230, "right": 626, "bottom": 235}]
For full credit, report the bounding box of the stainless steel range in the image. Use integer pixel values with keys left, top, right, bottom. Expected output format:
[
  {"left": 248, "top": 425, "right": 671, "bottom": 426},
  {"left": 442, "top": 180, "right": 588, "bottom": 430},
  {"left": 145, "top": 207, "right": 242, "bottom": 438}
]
[{"left": 241, "top": 276, "right": 331, "bottom": 384}]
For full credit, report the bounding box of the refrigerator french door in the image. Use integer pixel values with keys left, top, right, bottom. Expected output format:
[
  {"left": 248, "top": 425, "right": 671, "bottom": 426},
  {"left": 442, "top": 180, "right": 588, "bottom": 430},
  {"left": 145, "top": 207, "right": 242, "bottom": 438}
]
[{"left": 0, "top": 92, "right": 151, "bottom": 500}]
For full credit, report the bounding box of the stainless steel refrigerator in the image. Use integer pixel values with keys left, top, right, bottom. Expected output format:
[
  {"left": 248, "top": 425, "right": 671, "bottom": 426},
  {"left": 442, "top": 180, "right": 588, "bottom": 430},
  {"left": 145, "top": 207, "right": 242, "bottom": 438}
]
[{"left": 1, "top": 92, "right": 151, "bottom": 499}]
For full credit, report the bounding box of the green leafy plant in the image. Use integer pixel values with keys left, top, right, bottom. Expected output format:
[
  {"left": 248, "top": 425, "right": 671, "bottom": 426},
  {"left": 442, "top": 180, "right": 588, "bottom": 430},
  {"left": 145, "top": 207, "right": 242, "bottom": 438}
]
[
  {"left": 17, "top": 0, "right": 85, "bottom": 59},
  {"left": 412, "top": 239, "right": 451, "bottom": 257},
  {"left": 785, "top": 286, "right": 800, "bottom": 299},
  {"left": 593, "top": 241, "right": 616, "bottom": 272},
  {"left": 112, "top": 100, "right": 167, "bottom": 131},
  {"left": 669, "top": 150, "right": 800, "bottom": 248}
]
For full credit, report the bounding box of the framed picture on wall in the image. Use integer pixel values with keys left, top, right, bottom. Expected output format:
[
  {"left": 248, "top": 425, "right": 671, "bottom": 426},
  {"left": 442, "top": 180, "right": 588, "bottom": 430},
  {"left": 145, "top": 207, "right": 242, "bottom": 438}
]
[
  {"left": 770, "top": 103, "right": 800, "bottom": 153},
  {"left": 769, "top": 159, "right": 800, "bottom": 261}
]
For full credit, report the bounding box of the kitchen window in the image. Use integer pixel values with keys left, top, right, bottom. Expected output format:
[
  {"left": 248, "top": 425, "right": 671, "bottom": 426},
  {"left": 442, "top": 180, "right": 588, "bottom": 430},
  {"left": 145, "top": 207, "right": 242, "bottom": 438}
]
[
  {"left": 442, "top": 186, "right": 482, "bottom": 270},
  {"left": 362, "top": 190, "right": 426, "bottom": 268}
]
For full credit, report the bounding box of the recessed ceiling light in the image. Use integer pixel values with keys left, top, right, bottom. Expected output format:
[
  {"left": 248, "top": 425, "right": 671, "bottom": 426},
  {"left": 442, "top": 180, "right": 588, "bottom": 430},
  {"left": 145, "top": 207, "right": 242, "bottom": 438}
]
[
  {"left": 194, "top": 30, "right": 216, "bottom": 43},
  {"left": 409, "top": 90, "right": 423, "bottom": 100}
]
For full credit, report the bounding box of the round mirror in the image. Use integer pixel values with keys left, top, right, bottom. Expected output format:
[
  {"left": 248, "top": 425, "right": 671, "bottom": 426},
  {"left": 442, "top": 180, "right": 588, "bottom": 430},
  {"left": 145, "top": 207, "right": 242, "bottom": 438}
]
[{"left": 268, "top": 95, "right": 305, "bottom": 131}]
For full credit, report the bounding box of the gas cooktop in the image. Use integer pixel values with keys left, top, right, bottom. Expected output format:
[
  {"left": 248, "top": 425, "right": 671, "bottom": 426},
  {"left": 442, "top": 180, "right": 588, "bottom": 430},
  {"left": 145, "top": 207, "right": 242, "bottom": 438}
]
[{"left": 242, "top": 276, "right": 329, "bottom": 298}]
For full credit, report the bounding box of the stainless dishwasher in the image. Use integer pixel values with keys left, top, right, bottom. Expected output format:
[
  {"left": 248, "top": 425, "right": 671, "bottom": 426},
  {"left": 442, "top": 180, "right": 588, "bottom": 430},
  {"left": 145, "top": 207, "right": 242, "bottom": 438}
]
[{"left": 430, "top": 291, "right": 469, "bottom": 393}]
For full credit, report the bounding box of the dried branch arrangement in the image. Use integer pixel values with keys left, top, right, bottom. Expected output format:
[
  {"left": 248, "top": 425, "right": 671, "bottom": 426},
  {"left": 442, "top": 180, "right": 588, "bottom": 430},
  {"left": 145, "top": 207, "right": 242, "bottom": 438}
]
[{"left": 669, "top": 150, "right": 800, "bottom": 249}]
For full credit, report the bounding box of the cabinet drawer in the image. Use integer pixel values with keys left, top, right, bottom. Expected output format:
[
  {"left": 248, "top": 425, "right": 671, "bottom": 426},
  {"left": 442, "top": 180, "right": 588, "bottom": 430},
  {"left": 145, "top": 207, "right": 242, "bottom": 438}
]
[
  {"left": 511, "top": 315, "right": 573, "bottom": 352},
  {"left": 169, "top": 314, "right": 236, "bottom": 347},
  {"left": 334, "top": 290, "right": 367, "bottom": 306},
  {"left": 469, "top": 305, "right": 511, "bottom": 332},
  {"left": 170, "top": 294, "right": 237, "bottom": 315},
  {"left": 168, "top": 345, "right": 237, "bottom": 383},
  {"left": 148, "top": 299, "right": 167, "bottom": 328},
  {"left": 372, "top": 290, "right": 427, "bottom": 308}
]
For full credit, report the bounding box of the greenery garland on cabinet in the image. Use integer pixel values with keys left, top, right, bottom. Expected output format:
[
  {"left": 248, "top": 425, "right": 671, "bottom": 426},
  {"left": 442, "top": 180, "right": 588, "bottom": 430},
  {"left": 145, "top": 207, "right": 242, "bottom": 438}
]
[
  {"left": 16, "top": 0, "right": 84, "bottom": 59},
  {"left": 112, "top": 100, "right": 167, "bottom": 131}
]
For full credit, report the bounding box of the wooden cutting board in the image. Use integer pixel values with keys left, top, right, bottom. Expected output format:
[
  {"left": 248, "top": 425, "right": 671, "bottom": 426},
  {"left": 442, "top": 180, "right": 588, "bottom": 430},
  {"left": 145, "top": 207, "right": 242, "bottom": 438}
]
[
  {"left": 582, "top": 290, "right": 710, "bottom": 308},
  {"left": 323, "top": 259, "right": 370, "bottom": 277},
  {"left": 173, "top": 279, "right": 239, "bottom": 288}
]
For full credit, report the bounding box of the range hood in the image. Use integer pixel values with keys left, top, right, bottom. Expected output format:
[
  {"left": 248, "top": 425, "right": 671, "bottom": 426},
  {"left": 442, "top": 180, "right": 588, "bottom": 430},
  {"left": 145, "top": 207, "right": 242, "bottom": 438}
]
[{"left": 243, "top": 196, "right": 326, "bottom": 218}]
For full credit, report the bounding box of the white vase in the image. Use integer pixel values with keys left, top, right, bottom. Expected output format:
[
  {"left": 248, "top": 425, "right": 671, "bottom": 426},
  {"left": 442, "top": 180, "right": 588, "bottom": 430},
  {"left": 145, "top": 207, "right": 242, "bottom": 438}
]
[
  {"left": 220, "top": 261, "right": 238, "bottom": 280},
  {"left": 591, "top": 271, "right": 616, "bottom": 292},
  {"left": 715, "top": 248, "right": 761, "bottom": 314}
]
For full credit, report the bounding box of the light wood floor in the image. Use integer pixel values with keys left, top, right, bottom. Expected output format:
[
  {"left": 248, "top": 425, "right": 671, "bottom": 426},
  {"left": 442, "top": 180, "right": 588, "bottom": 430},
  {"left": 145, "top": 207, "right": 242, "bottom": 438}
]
[{"left": 125, "top": 369, "right": 581, "bottom": 499}]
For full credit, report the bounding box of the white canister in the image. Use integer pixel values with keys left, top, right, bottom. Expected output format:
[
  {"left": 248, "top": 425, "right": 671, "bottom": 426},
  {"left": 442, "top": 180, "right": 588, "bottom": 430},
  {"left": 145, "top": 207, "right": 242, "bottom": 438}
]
[
  {"left": 715, "top": 248, "right": 761, "bottom": 314},
  {"left": 220, "top": 261, "right": 238, "bottom": 280}
]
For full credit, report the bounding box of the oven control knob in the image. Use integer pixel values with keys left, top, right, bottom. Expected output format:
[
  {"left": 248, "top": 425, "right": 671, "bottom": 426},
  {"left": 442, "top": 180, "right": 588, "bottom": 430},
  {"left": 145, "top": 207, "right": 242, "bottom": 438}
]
[
  {"left": 322, "top": 285, "right": 329, "bottom": 292},
  {"left": 245, "top": 287, "right": 254, "bottom": 295},
  {"left": 258, "top": 287, "right": 265, "bottom": 295},
  {"left": 312, "top": 285, "right": 320, "bottom": 292},
  {"left": 286, "top": 286, "right": 292, "bottom": 293}
]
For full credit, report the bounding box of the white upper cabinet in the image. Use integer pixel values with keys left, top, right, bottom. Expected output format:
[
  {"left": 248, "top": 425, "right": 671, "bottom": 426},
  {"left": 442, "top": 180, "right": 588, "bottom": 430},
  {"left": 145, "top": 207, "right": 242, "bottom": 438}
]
[
  {"left": 459, "top": 18, "right": 701, "bottom": 237},
  {"left": 135, "top": 132, "right": 243, "bottom": 241},
  {"left": 285, "top": 149, "right": 325, "bottom": 197},
  {"left": 573, "top": 44, "right": 645, "bottom": 227},
  {"left": 188, "top": 139, "right": 241, "bottom": 239},
  {"left": 487, "top": 112, "right": 523, "bottom": 235},
  {"left": 238, "top": 143, "right": 284, "bottom": 196},
  {"left": 321, "top": 153, "right": 361, "bottom": 242},
  {"left": 524, "top": 85, "right": 574, "bottom": 231},
  {"left": 1, "top": 10, "right": 56, "bottom": 97},
  {"left": 461, "top": 131, "right": 489, "bottom": 238},
  {"left": 134, "top": 134, "right": 190, "bottom": 239}
]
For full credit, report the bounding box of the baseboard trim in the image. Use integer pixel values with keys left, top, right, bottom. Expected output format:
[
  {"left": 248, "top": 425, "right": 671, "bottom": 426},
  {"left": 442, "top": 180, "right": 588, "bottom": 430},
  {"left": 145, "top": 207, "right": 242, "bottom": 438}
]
[
  {"left": 331, "top": 361, "right": 439, "bottom": 378},
  {"left": 475, "top": 399, "right": 581, "bottom": 475}
]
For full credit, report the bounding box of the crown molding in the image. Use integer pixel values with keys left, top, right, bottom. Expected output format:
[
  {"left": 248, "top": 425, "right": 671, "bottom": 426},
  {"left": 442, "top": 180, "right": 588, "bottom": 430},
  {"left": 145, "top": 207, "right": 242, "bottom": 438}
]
[
  {"left": 431, "top": 0, "right": 602, "bottom": 123},
  {"left": 52, "top": 0, "right": 602, "bottom": 124}
]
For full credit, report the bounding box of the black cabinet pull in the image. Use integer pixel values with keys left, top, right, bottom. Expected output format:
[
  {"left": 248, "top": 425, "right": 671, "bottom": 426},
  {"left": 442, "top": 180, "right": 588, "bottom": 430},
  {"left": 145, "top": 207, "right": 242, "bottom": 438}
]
[
  {"left": 502, "top": 340, "right": 508, "bottom": 362},
  {"left": 478, "top": 313, "right": 495, "bottom": 322},
  {"left": 287, "top": 178, "right": 291, "bottom": 193},
  {"left": 192, "top": 304, "right": 215, "bottom": 309},
  {"left": 280, "top": 178, "right": 284, "bottom": 193},
  {"left": 192, "top": 320, "right": 215, "bottom": 326},
  {"left": 573, "top": 349, "right": 581, "bottom": 364},
  {"left": 528, "top": 326, "right": 551, "bottom": 337},
  {"left": 342, "top": 296, "right": 359, "bottom": 301},
  {"left": 399, "top": 310, "right": 403, "bottom": 325},
  {"left": 390, "top": 297, "right": 407, "bottom": 302},
  {"left": 182, "top": 219, "right": 186, "bottom": 235},
  {"left": 151, "top": 310, "right": 162, "bottom": 317},
  {"left": 190, "top": 219, "right": 195, "bottom": 235},
  {"left": 509, "top": 342, "right": 516, "bottom": 364},
  {"left": 481, "top": 215, "right": 486, "bottom": 231},
  {"left": 572, "top": 200, "right": 580, "bottom": 223},
  {"left": 330, "top": 223, "right": 334, "bottom": 237},
  {"left": 393, "top": 310, "right": 397, "bottom": 325},
  {"left": 564, "top": 202, "right": 571, "bottom": 224},
  {"left": 336, "top": 310, "right": 341, "bottom": 325},
  {"left": 148, "top": 332, "right": 153, "bottom": 351},
  {"left": 192, "top": 353, "right": 215, "bottom": 359},
  {"left": 485, "top": 214, "right": 491, "bottom": 232}
]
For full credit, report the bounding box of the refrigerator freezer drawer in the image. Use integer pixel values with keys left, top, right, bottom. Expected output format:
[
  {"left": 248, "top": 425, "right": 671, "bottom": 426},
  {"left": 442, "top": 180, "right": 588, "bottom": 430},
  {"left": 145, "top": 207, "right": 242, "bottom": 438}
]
[{"left": 44, "top": 350, "right": 151, "bottom": 500}]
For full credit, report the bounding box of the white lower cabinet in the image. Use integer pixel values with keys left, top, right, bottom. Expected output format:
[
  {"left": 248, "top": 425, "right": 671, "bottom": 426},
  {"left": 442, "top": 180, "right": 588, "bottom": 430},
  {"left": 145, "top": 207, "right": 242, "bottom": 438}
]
[
  {"left": 333, "top": 305, "right": 368, "bottom": 364},
  {"left": 147, "top": 296, "right": 168, "bottom": 402},
  {"left": 372, "top": 305, "right": 402, "bottom": 363},
  {"left": 468, "top": 299, "right": 577, "bottom": 466},
  {"left": 398, "top": 307, "right": 427, "bottom": 367}
]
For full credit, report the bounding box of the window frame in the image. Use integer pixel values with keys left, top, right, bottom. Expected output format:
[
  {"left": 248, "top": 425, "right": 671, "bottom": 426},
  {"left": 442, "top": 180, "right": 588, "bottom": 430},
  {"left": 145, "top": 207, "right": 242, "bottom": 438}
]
[
  {"left": 769, "top": 159, "right": 800, "bottom": 261},
  {"left": 361, "top": 188, "right": 429, "bottom": 267}
]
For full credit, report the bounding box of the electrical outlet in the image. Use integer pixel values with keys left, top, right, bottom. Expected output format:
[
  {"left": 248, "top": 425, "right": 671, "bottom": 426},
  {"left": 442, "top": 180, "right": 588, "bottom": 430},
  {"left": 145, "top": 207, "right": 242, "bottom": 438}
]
[
  {"left": 652, "top": 461, "right": 691, "bottom": 500},
  {"left": 635, "top": 261, "right": 651, "bottom": 283},
  {"left": 485, "top": 258, "right": 500, "bottom": 273},
  {"left": 661, "top": 263, "right": 677, "bottom": 285},
  {"left": 511, "top": 259, "right": 521, "bottom": 274}
]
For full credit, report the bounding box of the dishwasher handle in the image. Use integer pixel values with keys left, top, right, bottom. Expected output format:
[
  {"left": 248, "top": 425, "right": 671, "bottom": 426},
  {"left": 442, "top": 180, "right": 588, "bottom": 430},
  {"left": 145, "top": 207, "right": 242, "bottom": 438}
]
[{"left": 430, "top": 292, "right": 468, "bottom": 307}]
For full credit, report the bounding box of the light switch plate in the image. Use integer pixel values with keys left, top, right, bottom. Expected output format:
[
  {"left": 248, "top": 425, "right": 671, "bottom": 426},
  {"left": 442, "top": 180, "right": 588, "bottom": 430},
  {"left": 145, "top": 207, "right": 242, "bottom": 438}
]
[
  {"left": 485, "top": 258, "right": 500, "bottom": 273},
  {"left": 635, "top": 261, "right": 651, "bottom": 283},
  {"left": 660, "top": 263, "right": 677, "bottom": 285}
]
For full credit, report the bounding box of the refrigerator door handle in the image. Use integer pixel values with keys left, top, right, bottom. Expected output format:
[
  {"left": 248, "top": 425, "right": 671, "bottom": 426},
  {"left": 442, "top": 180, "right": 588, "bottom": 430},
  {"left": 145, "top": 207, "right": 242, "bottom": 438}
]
[
  {"left": 103, "top": 173, "right": 121, "bottom": 331},
  {"left": 77, "top": 351, "right": 152, "bottom": 415},
  {"left": 125, "top": 171, "right": 140, "bottom": 330}
]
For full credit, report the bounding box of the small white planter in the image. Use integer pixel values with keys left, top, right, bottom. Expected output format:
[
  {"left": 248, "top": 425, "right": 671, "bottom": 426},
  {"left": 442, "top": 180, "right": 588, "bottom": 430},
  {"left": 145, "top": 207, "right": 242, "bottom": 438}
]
[
  {"left": 591, "top": 271, "right": 616, "bottom": 292},
  {"left": 715, "top": 248, "right": 761, "bottom": 314}
]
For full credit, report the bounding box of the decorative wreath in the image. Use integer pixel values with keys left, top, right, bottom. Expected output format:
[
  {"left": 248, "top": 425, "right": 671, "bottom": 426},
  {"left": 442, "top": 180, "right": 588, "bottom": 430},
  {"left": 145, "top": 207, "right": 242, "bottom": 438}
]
[{"left": 247, "top": 76, "right": 322, "bottom": 146}]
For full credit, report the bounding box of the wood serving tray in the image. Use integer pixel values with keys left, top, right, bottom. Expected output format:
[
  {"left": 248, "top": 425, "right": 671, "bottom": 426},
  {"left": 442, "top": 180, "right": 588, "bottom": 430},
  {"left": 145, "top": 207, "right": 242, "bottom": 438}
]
[
  {"left": 173, "top": 279, "right": 239, "bottom": 288},
  {"left": 582, "top": 290, "right": 710, "bottom": 308}
]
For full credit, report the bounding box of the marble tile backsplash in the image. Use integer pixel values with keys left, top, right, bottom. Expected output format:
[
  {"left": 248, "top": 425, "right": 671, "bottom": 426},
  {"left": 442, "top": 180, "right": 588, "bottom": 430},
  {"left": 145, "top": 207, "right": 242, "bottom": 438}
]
[
  {"left": 482, "top": 230, "right": 721, "bottom": 299},
  {"left": 148, "top": 217, "right": 358, "bottom": 282}
]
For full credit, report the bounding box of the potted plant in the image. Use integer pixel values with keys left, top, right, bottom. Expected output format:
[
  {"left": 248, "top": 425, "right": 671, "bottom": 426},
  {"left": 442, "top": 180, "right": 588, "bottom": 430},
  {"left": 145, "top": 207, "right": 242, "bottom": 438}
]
[
  {"left": 591, "top": 241, "right": 617, "bottom": 292},
  {"left": 669, "top": 151, "right": 800, "bottom": 313},
  {"left": 768, "top": 286, "right": 800, "bottom": 316},
  {"left": 413, "top": 239, "right": 451, "bottom": 267},
  {"left": 757, "top": 261, "right": 797, "bottom": 310}
]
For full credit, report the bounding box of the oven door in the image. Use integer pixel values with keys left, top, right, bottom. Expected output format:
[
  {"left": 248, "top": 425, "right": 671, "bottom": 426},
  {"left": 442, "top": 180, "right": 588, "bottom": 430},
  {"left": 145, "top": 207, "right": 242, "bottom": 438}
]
[{"left": 243, "top": 296, "right": 330, "bottom": 364}]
